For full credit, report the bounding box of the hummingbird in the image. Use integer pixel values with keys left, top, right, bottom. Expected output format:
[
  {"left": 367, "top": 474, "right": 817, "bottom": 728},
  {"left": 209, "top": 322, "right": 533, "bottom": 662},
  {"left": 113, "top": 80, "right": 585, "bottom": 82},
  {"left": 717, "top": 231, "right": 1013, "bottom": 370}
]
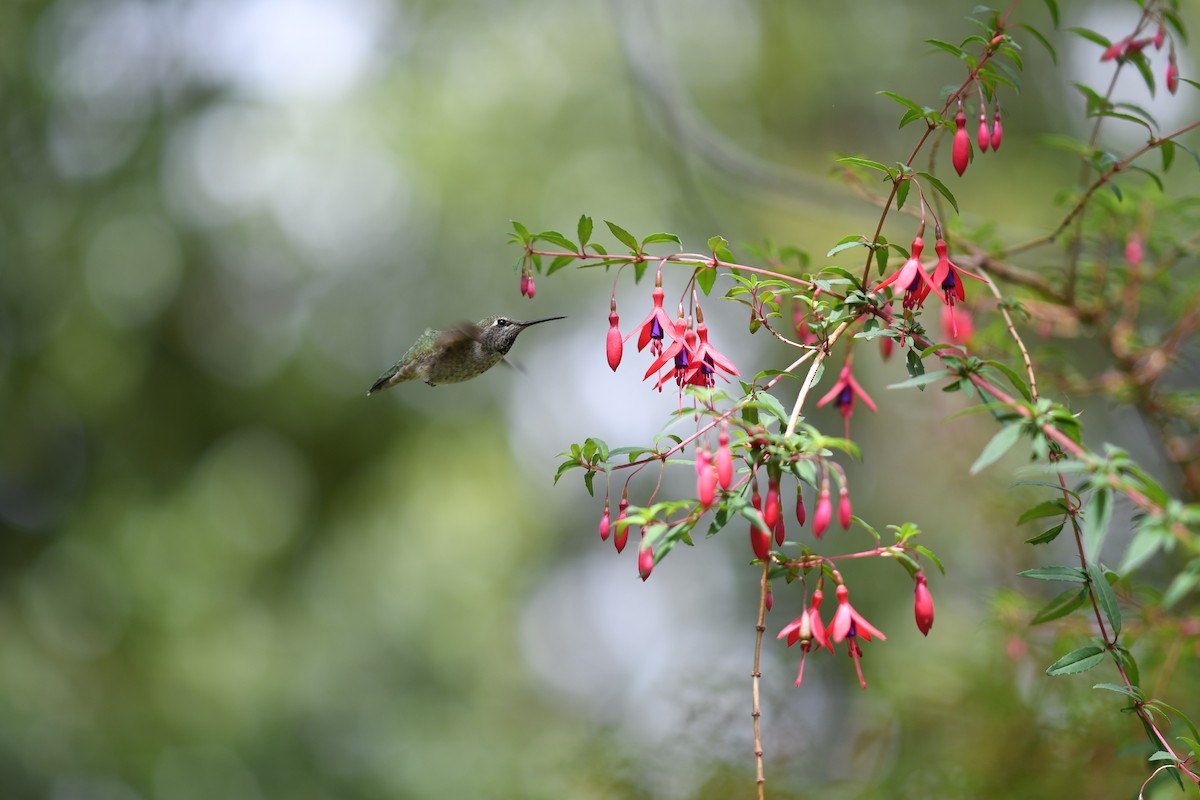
[{"left": 367, "top": 315, "right": 566, "bottom": 395}]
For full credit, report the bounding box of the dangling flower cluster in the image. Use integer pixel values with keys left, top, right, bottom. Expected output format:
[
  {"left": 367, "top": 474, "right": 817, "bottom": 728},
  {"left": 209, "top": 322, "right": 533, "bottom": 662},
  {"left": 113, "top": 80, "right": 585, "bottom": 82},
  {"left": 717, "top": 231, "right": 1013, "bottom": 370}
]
[
  {"left": 778, "top": 579, "right": 888, "bottom": 689},
  {"left": 603, "top": 270, "right": 739, "bottom": 394},
  {"left": 951, "top": 99, "right": 1004, "bottom": 177},
  {"left": 519, "top": 269, "right": 536, "bottom": 299},
  {"left": 874, "top": 233, "right": 987, "bottom": 345},
  {"left": 1100, "top": 23, "right": 1180, "bottom": 94}
]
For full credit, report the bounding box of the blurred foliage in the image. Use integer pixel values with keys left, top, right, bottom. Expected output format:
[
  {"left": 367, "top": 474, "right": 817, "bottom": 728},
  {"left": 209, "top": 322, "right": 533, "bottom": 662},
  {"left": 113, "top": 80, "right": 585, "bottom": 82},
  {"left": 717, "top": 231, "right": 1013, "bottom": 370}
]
[{"left": 0, "top": 1, "right": 1198, "bottom": 799}]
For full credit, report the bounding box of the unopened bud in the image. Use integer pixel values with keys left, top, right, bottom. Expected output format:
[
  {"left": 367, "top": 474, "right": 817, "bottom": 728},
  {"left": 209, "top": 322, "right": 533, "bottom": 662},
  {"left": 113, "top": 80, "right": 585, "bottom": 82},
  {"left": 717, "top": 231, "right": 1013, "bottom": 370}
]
[
  {"left": 763, "top": 479, "right": 781, "bottom": 530},
  {"left": 914, "top": 574, "right": 935, "bottom": 635},
  {"left": 795, "top": 486, "right": 807, "bottom": 526},
  {"left": 990, "top": 111, "right": 1003, "bottom": 151},
  {"left": 696, "top": 447, "right": 716, "bottom": 508},
  {"left": 638, "top": 540, "right": 655, "bottom": 581},
  {"left": 599, "top": 506, "right": 611, "bottom": 541},
  {"left": 614, "top": 499, "right": 629, "bottom": 553},
  {"left": 977, "top": 113, "right": 990, "bottom": 152},
  {"left": 773, "top": 516, "right": 785, "bottom": 547},
  {"left": 1167, "top": 57, "right": 1179, "bottom": 94},
  {"left": 952, "top": 109, "right": 970, "bottom": 177},
  {"left": 715, "top": 427, "right": 734, "bottom": 489},
  {"left": 750, "top": 521, "right": 771, "bottom": 562},
  {"left": 813, "top": 487, "right": 831, "bottom": 538},
  {"left": 838, "top": 488, "right": 852, "bottom": 530},
  {"left": 606, "top": 306, "right": 623, "bottom": 371},
  {"left": 526, "top": 276, "right": 536, "bottom": 299}
]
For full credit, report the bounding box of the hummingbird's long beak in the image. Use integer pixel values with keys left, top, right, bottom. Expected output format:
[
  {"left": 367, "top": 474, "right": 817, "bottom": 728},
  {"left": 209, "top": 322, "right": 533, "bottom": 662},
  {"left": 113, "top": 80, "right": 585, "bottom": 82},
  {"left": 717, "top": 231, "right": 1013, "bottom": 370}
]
[{"left": 516, "top": 315, "right": 567, "bottom": 328}]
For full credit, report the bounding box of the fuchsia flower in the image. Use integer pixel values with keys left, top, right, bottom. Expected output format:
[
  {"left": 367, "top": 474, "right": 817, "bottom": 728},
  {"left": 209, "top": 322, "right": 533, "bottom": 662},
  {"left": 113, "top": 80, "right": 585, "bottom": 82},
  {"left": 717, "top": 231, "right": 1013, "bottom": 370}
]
[
  {"left": 829, "top": 584, "right": 886, "bottom": 643},
  {"left": 874, "top": 237, "right": 938, "bottom": 311},
  {"left": 614, "top": 498, "right": 629, "bottom": 553},
  {"left": 941, "top": 303, "right": 975, "bottom": 345},
  {"left": 931, "top": 239, "right": 987, "bottom": 339},
  {"left": 633, "top": 276, "right": 675, "bottom": 356},
  {"left": 687, "top": 309, "right": 739, "bottom": 387},
  {"left": 642, "top": 312, "right": 693, "bottom": 389},
  {"left": 606, "top": 298, "right": 623, "bottom": 371},
  {"left": 817, "top": 359, "right": 878, "bottom": 440},
  {"left": 777, "top": 588, "right": 833, "bottom": 686},
  {"left": 914, "top": 573, "right": 935, "bottom": 636},
  {"left": 952, "top": 108, "right": 970, "bottom": 176}
]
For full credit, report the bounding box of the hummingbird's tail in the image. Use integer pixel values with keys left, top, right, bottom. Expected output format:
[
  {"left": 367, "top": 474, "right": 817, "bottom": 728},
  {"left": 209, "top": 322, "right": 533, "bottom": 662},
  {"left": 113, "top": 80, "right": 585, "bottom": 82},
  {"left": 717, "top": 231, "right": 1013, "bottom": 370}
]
[{"left": 366, "top": 365, "right": 410, "bottom": 396}]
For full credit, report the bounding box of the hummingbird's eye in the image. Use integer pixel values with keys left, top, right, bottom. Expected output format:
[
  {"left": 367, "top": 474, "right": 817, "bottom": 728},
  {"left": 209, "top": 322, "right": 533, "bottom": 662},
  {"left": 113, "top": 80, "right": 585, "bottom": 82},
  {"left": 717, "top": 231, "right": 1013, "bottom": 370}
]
[{"left": 495, "top": 318, "right": 509, "bottom": 327}]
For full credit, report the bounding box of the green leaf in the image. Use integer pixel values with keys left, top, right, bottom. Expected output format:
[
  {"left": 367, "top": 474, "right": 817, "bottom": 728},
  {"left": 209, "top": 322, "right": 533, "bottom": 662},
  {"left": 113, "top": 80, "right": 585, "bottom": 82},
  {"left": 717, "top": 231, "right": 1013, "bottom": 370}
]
[
  {"left": 707, "top": 235, "right": 729, "bottom": 254},
  {"left": 1092, "top": 683, "right": 1143, "bottom": 701},
  {"left": 1067, "top": 27, "right": 1110, "bottom": 48},
  {"left": 925, "top": 38, "right": 966, "bottom": 59},
  {"left": 984, "top": 360, "right": 1034, "bottom": 403},
  {"left": 546, "top": 254, "right": 576, "bottom": 275},
  {"left": 1041, "top": 0, "right": 1059, "bottom": 28},
  {"left": 1119, "top": 527, "right": 1164, "bottom": 574},
  {"left": 1160, "top": 139, "right": 1176, "bottom": 172},
  {"left": 577, "top": 214, "right": 592, "bottom": 249},
  {"left": 1017, "top": 22, "right": 1057, "bottom": 63},
  {"left": 1030, "top": 587, "right": 1087, "bottom": 625},
  {"left": 1083, "top": 488, "right": 1111, "bottom": 560},
  {"left": 1046, "top": 645, "right": 1105, "bottom": 676},
  {"left": 877, "top": 90, "right": 923, "bottom": 113},
  {"left": 887, "top": 369, "right": 952, "bottom": 389},
  {"left": 696, "top": 264, "right": 717, "bottom": 295},
  {"left": 827, "top": 236, "right": 868, "bottom": 257},
  {"left": 836, "top": 156, "right": 891, "bottom": 173},
  {"left": 605, "top": 220, "right": 640, "bottom": 253},
  {"left": 536, "top": 230, "right": 579, "bottom": 251},
  {"left": 913, "top": 544, "right": 945, "bottom": 574},
  {"left": 511, "top": 219, "right": 532, "bottom": 242},
  {"left": 970, "top": 423, "right": 1023, "bottom": 475},
  {"left": 1017, "top": 500, "right": 1068, "bottom": 525},
  {"left": 1088, "top": 565, "right": 1121, "bottom": 637},
  {"left": 917, "top": 171, "right": 959, "bottom": 214},
  {"left": 1018, "top": 565, "right": 1087, "bottom": 582},
  {"left": 1026, "top": 523, "right": 1065, "bottom": 545},
  {"left": 642, "top": 232, "right": 682, "bottom": 248}
]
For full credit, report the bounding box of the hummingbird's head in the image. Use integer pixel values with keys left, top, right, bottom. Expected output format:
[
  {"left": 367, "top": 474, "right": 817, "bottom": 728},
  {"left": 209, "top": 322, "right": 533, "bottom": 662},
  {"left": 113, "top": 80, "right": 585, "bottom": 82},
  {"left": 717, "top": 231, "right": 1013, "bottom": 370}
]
[{"left": 477, "top": 315, "right": 566, "bottom": 354}]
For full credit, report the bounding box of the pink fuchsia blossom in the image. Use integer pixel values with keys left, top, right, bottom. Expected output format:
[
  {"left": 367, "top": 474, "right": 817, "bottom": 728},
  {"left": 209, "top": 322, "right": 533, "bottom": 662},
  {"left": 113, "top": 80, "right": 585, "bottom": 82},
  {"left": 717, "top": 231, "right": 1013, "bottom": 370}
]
[
  {"left": 817, "top": 359, "right": 878, "bottom": 440},
  {"left": 632, "top": 278, "right": 675, "bottom": 356},
  {"left": 874, "top": 237, "right": 938, "bottom": 311},
  {"left": 829, "top": 584, "right": 886, "bottom": 643},
  {"left": 685, "top": 309, "right": 739, "bottom": 387},
  {"left": 778, "top": 588, "right": 833, "bottom": 686}
]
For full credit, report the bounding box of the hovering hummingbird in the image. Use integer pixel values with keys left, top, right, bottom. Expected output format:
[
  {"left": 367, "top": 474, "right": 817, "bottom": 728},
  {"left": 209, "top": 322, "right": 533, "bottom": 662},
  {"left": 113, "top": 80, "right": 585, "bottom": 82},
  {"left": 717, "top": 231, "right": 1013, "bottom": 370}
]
[{"left": 367, "top": 315, "right": 566, "bottom": 395}]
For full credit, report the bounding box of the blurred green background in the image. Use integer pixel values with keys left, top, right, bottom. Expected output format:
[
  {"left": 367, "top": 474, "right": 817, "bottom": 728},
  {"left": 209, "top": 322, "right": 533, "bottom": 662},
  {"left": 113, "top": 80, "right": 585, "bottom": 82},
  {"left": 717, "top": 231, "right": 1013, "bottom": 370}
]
[{"left": 1, "top": 1, "right": 1198, "bottom": 798}]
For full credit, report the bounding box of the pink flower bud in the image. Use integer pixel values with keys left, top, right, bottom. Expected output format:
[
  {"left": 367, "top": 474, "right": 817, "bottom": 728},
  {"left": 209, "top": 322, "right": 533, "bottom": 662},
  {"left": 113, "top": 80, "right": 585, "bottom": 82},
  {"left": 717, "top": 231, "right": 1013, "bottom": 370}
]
[
  {"left": 990, "top": 112, "right": 1003, "bottom": 151},
  {"left": 952, "top": 110, "right": 970, "bottom": 177},
  {"left": 763, "top": 479, "right": 781, "bottom": 530},
  {"left": 606, "top": 309, "right": 623, "bottom": 371},
  {"left": 838, "top": 488, "right": 852, "bottom": 530},
  {"left": 812, "top": 488, "right": 831, "bottom": 538},
  {"left": 1167, "top": 58, "right": 1179, "bottom": 94},
  {"left": 795, "top": 487, "right": 806, "bottom": 526},
  {"left": 914, "top": 574, "right": 935, "bottom": 635},
  {"left": 1125, "top": 234, "right": 1144, "bottom": 267},
  {"left": 614, "top": 499, "right": 629, "bottom": 553},
  {"left": 526, "top": 276, "right": 536, "bottom": 299},
  {"left": 1154, "top": 25, "right": 1165, "bottom": 50},
  {"left": 715, "top": 428, "right": 733, "bottom": 489},
  {"left": 773, "top": 516, "right": 785, "bottom": 547},
  {"left": 519, "top": 274, "right": 530, "bottom": 297},
  {"left": 638, "top": 539, "right": 655, "bottom": 581},
  {"left": 977, "top": 114, "right": 990, "bottom": 152},
  {"left": 880, "top": 336, "right": 894, "bottom": 361},
  {"left": 1100, "top": 39, "right": 1126, "bottom": 61},
  {"left": 765, "top": 587, "right": 774, "bottom": 612},
  {"left": 750, "top": 521, "right": 771, "bottom": 562},
  {"left": 696, "top": 448, "right": 716, "bottom": 508},
  {"left": 599, "top": 506, "right": 611, "bottom": 541}
]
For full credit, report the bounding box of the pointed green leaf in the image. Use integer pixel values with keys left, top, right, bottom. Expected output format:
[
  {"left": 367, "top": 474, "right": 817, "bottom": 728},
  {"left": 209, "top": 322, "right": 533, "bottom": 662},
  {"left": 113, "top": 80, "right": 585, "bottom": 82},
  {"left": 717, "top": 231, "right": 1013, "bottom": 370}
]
[
  {"left": 1017, "top": 500, "right": 1068, "bottom": 525},
  {"left": 1026, "top": 523, "right": 1065, "bottom": 545},
  {"left": 536, "top": 230, "right": 579, "bottom": 251},
  {"left": 1092, "top": 682, "right": 1144, "bottom": 701},
  {"left": 641, "top": 232, "right": 682, "bottom": 248},
  {"left": 1030, "top": 587, "right": 1088, "bottom": 625},
  {"left": 1046, "top": 645, "right": 1105, "bottom": 676},
  {"left": 546, "top": 254, "right": 576, "bottom": 275},
  {"left": 836, "top": 156, "right": 891, "bottom": 173},
  {"left": 917, "top": 171, "right": 959, "bottom": 214},
  {"left": 1018, "top": 565, "right": 1087, "bottom": 582},
  {"left": 696, "top": 264, "right": 717, "bottom": 295},
  {"left": 1087, "top": 565, "right": 1121, "bottom": 637},
  {"left": 970, "top": 423, "right": 1023, "bottom": 474},
  {"left": 887, "top": 369, "right": 952, "bottom": 389},
  {"left": 605, "top": 221, "right": 640, "bottom": 253},
  {"left": 577, "top": 214, "right": 593, "bottom": 249},
  {"left": 1083, "top": 488, "right": 1111, "bottom": 560}
]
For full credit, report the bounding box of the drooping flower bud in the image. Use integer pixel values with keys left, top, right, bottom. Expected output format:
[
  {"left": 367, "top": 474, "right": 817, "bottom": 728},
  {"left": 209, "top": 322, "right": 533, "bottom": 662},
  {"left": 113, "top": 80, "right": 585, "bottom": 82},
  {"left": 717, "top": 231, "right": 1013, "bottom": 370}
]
[
  {"left": 750, "top": 521, "right": 771, "bottom": 562},
  {"left": 526, "top": 276, "right": 536, "bottom": 299},
  {"left": 1100, "top": 39, "right": 1126, "bottom": 61},
  {"left": 880, "top": 335, "right": 894, "bottom": 361},
  {"left": 715, "top": 427, "right": 734, "bottom": 489},
  {"left": 614, "top": 498, "right": 629, "bottom": 553},
  {"left": 838, "top": 488, "right": 853, "bottom": 530},
  {"left": 638, "top": 538, "right": 655, "bottom": 581},
  {"left": 1154, "top": 25, "right": 1166, "bottom": 50},
  {"left": 763, "top": 478, "right": 781, "bottom": 530},
  {"left": 606, "top": 299, "right": 623, "bottom": 371},
  {"left": 977, "top": 113, "right": 990, "bottom": 152},
  {"left": 696, "top": 447, "right": 716, "bottom": 508},
  {"left": 952, "top": 108, "right": 970, "bottom": 177},
  {"left": 1167, "top": 57, "right": 1179, "bottom": 94},
  {"left": 764, "top": 586, "right": 774, "bottom": 612},
  {"left": 599, "top": 505, "right": 611, "bottom": 541},
  {"left": 914, "top": 574, "right": 935, "bottom": 635},
  {"left": 773, "top": 516, "right": 786, "bottom": 547},
  {"left": 990, "top": 110, "right": 1003, "bottom": 151},
  {"left": 812, "top": 487, "right": 832, "bottom": 538},
  {"left": 519, "top": 273, "right": 530, "bottom": 297},
  {"left": 795, "top": 486, "right": 807, "bottom": 526}
]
